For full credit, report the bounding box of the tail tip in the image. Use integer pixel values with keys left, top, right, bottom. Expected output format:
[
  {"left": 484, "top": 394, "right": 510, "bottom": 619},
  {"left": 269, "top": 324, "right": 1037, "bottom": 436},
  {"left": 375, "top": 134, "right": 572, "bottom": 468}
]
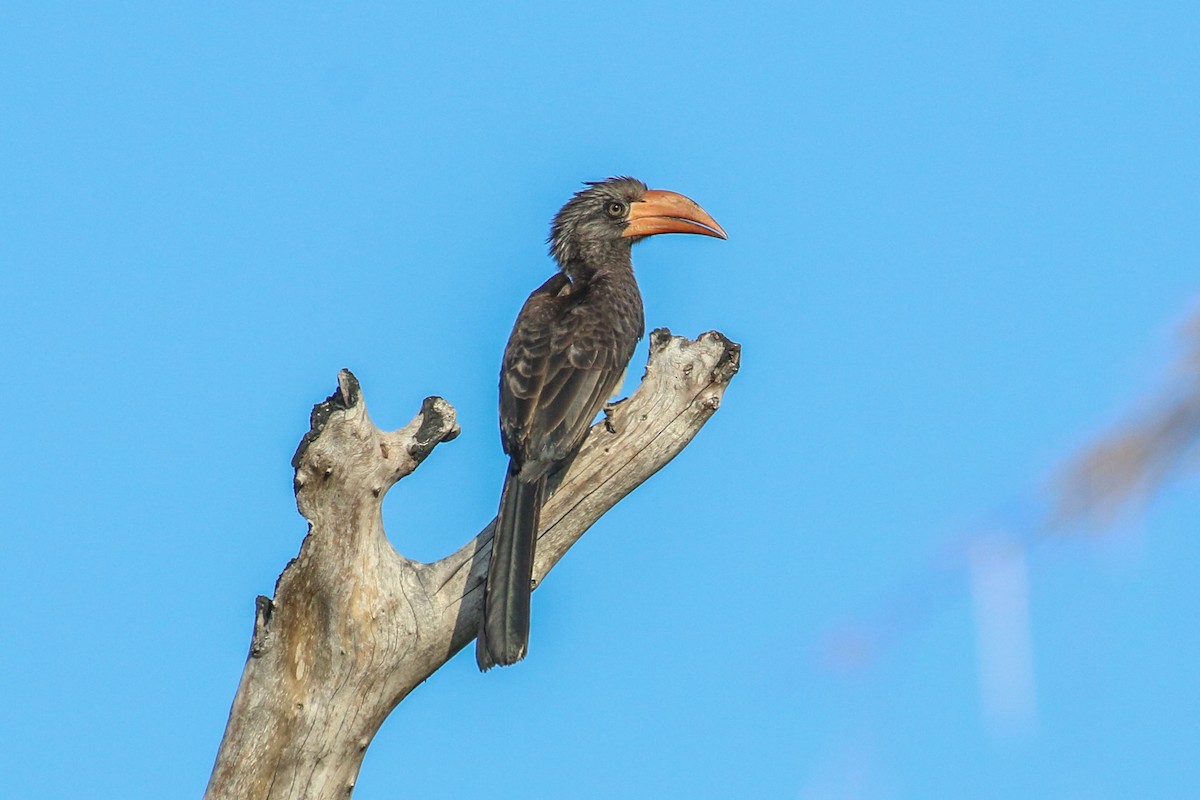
[{"left": 475, "top": 635, "right": 527, "bottom": 672}]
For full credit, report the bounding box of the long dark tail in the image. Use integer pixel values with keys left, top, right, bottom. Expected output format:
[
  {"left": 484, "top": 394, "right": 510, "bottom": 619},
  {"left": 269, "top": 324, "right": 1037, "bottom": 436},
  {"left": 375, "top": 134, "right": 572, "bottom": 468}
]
[{"left": 476, "top": 467, "right": 544, "bottom": 670}]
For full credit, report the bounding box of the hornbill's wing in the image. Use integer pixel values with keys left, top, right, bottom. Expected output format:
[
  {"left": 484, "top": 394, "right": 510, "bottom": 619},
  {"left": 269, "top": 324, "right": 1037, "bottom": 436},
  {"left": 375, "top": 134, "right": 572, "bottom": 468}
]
[{"left": 500, "top": 278, "right": 631, "bottom": 477}]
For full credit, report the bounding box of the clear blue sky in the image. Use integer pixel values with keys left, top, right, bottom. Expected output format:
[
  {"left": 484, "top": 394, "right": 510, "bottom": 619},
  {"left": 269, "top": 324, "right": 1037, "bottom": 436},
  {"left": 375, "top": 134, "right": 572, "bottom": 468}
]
[{"left": 3, "top": 3, "right": 1198, "bottom": 798}]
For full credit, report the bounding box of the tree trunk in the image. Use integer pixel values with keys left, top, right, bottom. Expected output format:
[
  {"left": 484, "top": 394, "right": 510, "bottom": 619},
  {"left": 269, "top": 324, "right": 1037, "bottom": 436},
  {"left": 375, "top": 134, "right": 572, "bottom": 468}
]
[{"left": 204, "top": 328, "right": 741, "bottom": 800}]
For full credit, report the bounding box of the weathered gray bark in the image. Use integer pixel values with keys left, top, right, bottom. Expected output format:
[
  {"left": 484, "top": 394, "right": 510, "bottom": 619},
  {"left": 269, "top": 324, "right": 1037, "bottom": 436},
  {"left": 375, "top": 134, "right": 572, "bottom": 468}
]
[{"left": 204, "top": 328, "right": 740, "bottom": 800}]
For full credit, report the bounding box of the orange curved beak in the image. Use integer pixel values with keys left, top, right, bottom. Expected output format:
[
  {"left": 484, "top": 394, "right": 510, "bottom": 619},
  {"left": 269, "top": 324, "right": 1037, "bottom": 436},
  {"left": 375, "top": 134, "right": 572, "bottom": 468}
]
[{"left": 621, "top": 189, "right": 727, "bottom": 240}]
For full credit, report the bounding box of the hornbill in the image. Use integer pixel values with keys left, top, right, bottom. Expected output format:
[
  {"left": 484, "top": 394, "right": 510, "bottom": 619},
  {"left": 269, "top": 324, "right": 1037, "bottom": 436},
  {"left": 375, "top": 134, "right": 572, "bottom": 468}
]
[{"left": 477, "top": 176, "right": 726, "bottom": 670}]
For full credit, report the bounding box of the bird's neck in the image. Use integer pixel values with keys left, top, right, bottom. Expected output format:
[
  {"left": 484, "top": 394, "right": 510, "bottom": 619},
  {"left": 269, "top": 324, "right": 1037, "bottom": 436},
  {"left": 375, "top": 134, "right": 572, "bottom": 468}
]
[
  {"left": 558, "top": 248, "right": 645, "bottom": 341},
  {"left": 559, "top": 241, "right": 635, "bottom": 286}
]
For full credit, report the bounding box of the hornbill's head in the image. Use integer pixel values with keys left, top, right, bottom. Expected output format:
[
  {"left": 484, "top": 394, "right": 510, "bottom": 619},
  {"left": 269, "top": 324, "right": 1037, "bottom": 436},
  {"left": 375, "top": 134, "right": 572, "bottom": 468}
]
[{"left": 548, "top": 176, "right": 726, "bottom": 271}]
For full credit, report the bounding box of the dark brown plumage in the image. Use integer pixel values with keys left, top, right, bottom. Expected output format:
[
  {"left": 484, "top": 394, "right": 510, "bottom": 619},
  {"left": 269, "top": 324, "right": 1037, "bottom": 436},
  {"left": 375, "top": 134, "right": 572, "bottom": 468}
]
[{"left": 477, "top": 177, "right": 726, "bottom": 670}]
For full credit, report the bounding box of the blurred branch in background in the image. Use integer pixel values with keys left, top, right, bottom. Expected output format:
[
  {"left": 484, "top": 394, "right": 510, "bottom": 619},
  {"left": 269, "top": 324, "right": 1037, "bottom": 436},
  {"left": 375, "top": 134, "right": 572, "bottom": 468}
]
[
  {"left": 1051, "top": 307, "right": 1200, "bottom": 528},
  {"left": 967, "top": 535, "right": 1036, "bottom": 735},
  {"left": 815, "top": 302, "right": 1200, "bottom": 737}
]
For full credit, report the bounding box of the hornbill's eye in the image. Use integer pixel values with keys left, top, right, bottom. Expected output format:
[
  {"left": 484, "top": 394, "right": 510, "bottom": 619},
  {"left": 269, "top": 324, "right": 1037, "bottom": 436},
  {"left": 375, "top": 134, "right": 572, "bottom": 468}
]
[{"left": 606, "top": 201, "right": 627, "bottom": 219}]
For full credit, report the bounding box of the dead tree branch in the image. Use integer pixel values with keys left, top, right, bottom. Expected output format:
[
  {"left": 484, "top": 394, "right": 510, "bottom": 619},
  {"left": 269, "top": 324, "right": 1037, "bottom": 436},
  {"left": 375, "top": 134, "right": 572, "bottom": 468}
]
[{"left": 204, "top": 328, "right": 740, "bottom": 800}]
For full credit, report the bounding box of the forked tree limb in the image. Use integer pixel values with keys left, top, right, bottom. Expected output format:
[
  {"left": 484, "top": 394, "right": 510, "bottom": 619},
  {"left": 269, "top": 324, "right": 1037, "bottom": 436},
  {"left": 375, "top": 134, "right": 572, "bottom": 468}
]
[{"left": 204, "top": 328, "right": 741, "bottom": 800}]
